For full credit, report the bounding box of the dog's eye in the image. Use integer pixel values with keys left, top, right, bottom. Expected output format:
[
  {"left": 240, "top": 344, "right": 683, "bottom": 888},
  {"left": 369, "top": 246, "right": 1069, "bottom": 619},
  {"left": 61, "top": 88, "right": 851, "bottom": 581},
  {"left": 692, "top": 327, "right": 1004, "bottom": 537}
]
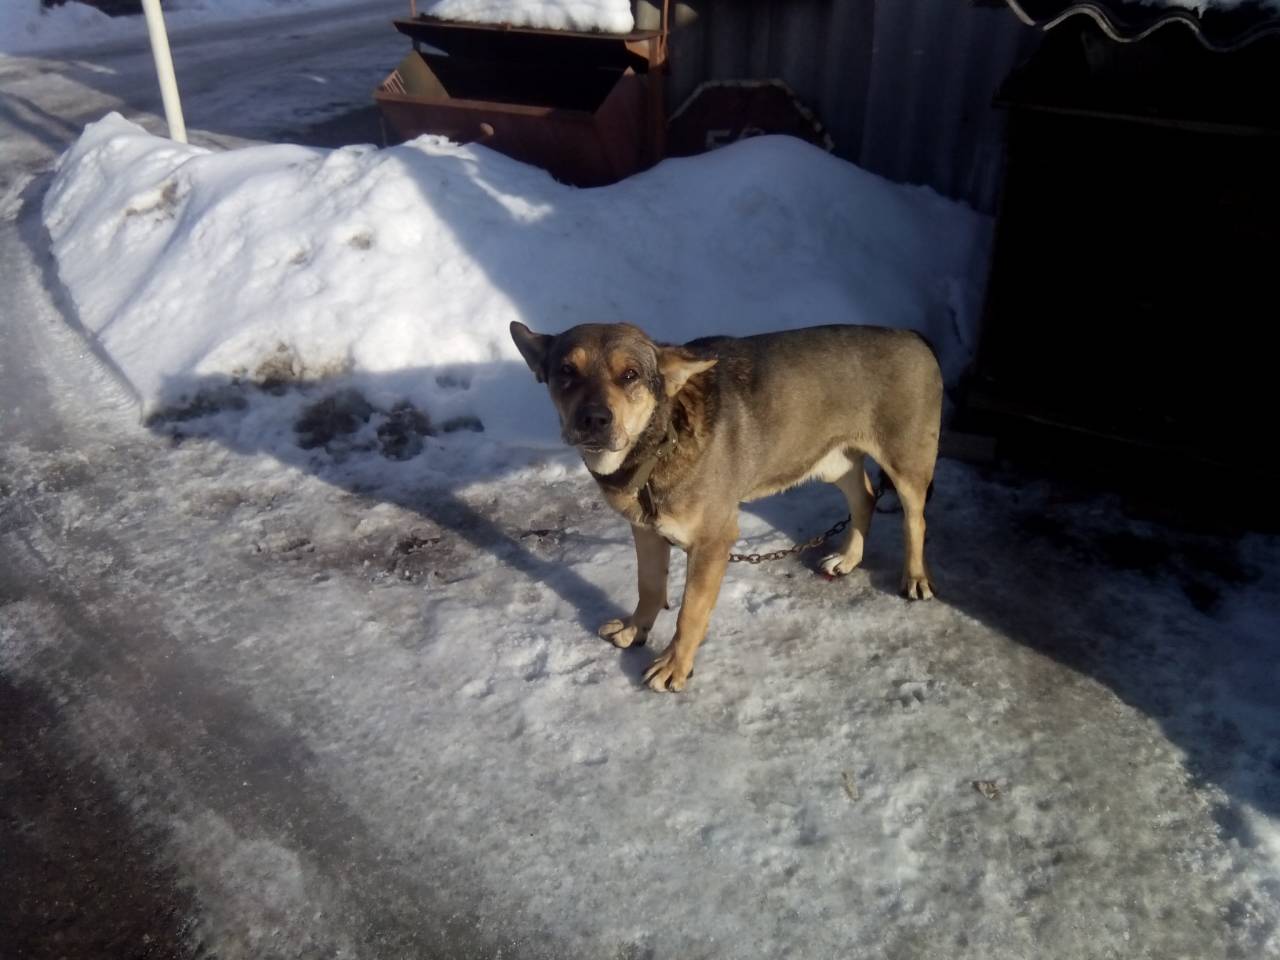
[
  {"left": 620, "top": 368, "right": 639, "bottom": 383},
  {"left": 560, "top": 363, "right": 577, "bottom": 378}
]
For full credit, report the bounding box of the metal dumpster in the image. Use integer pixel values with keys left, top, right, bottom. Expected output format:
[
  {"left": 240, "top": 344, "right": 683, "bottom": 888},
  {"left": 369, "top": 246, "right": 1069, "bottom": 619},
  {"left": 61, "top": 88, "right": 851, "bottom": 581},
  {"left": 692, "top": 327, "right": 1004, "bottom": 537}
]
[
  {"left": 375, "top": 12, "right": 668, "bottom": 187},
  {"left": 964, "top": 18, "right": 1280, "bottom": 525}
]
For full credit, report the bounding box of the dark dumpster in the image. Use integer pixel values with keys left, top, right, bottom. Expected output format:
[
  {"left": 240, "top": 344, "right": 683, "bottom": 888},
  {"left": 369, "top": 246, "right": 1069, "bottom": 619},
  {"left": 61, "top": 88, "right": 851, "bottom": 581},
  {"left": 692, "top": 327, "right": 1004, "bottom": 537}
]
[{"left": 964, "top": 16, "right": 1280, "bottom": 525}]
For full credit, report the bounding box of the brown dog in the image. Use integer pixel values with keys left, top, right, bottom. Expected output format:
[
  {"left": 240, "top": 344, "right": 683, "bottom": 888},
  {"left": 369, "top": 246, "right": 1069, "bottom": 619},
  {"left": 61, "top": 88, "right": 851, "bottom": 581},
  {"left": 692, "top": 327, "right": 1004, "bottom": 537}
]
[{"left": 510, "top": 321, "right": 942, "bottom": 692}]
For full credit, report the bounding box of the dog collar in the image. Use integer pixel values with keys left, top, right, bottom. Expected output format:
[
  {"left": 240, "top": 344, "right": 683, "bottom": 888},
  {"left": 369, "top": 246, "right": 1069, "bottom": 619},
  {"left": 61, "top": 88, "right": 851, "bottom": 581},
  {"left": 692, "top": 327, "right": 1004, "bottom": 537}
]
[{"left": 591, "top": 421, "right": 678, "bottom": 521}]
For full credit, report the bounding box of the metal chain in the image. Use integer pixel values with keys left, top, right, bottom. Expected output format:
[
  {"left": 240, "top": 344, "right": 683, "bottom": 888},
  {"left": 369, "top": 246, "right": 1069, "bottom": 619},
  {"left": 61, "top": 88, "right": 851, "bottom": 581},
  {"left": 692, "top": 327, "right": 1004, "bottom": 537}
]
[
  {"left": 728, "top": 515, "right": 851, "bottom": 565},
  {"left": 726, "top": 470, "right": 899, "bottom": 564}
]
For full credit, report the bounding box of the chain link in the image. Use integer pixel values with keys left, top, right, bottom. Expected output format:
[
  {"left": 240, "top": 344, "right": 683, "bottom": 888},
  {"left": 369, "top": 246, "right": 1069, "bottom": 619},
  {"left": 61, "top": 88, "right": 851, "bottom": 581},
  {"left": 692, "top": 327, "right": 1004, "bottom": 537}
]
[{"left": 728, "top": 515, "right": 851, "bottom": 565}]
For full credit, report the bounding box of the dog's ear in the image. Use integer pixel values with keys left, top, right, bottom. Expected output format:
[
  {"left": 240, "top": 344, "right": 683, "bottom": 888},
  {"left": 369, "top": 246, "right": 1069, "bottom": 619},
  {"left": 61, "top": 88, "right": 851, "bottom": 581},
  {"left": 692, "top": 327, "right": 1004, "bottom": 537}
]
[
  {"left": 657, "top": 346, "right": 717, "bottom": 397},
  {"left": 510, "top": 321, "right": 553, "bottom": 383}
]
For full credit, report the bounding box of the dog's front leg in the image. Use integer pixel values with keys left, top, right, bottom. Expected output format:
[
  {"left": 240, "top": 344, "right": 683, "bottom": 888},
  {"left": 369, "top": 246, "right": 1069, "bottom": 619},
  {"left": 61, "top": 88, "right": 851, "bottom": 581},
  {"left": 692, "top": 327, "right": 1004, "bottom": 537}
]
[
  {"left": 643, "top": 529, "right": 734, "bottom": 693},
  {"left": 599, "top": 524, "right": 670, "bottom": 649}
]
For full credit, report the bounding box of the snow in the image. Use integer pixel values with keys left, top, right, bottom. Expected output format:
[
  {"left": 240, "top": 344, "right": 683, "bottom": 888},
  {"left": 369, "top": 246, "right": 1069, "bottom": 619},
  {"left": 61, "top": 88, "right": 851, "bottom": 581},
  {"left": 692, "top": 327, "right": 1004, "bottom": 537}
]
[
  {"left": 5, "top": 45, "right": 1280, "bottom": 955},
  {"left": 0, "top": 1, "right": 132, "bottom": 55},
  {"left": 418, "top": 0, "right": 634, "bottom": 32},
  {"left": 42, "top": 113, "right": 989, "bottom": 445},
  {"left": 0, "top": 0, "right": 398, "bottom": 56},
  {"left": 4, "top": 329, "right": 1279, "bottom": 957},
  {"left": 1, "top": 0, "right": 632, "bottom": 57}
]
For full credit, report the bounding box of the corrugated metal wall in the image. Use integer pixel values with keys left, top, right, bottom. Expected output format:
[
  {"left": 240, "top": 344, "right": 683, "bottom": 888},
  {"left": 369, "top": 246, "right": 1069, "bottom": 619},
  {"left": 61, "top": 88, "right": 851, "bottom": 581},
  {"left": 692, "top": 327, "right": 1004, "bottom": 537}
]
[{"left": 638, "top": 1, "right": 1040, "bottom": 213}]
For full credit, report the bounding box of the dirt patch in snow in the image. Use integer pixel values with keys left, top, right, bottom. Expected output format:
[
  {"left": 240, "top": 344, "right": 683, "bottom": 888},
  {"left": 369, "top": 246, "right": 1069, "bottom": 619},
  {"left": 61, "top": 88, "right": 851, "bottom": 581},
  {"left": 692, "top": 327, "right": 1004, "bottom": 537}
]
[{"left": 149, "top": 381, "right": 462, "bottom": 463}]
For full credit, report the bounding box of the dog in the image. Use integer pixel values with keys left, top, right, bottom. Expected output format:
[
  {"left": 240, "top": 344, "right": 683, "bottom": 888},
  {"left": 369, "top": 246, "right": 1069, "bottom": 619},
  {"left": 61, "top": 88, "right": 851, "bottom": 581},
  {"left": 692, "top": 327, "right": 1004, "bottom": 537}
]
[{"left": 510, "top": 321, "right": 942, "bottom": 692}]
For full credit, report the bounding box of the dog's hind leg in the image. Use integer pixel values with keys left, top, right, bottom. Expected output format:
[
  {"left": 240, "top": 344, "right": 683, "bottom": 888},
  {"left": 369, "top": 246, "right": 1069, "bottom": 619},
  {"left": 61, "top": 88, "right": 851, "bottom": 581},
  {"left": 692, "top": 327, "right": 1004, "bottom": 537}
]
[
  {"left": 599, "top": 524, "right": 671, "bottom": 648},
  {"left": 819, "top": 454, "right": 875, "bottom": 577},
  {"left": 884, "top": 469, "right": 934, "bottom": 600}
]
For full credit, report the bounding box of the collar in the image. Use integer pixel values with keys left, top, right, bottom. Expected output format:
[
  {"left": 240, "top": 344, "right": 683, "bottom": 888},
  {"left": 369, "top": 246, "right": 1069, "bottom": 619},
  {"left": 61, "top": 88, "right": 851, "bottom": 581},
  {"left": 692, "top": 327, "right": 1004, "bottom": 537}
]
[{"left": 590, "top": 420, "right": 679, "bottom": 521}]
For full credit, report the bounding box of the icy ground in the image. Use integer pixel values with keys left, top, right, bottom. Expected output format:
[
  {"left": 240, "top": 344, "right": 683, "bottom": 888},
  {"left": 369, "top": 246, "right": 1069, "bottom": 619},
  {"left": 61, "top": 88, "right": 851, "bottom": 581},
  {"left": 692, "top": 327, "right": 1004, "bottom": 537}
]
[
  {"left": 0, "top": 0, "right": 407, "bottom": 213},
  {"left": 0, "top": 0, "right": 403, "bottom": 56},
  {"left": 1, "top": 0, "right": 631, "bottom": 57},
  {"left": 5, "top": 230, "right": 1280, "bottom": 956},
  {"left": 3, "top": 19, "right": 1280, "bottom": 960}
]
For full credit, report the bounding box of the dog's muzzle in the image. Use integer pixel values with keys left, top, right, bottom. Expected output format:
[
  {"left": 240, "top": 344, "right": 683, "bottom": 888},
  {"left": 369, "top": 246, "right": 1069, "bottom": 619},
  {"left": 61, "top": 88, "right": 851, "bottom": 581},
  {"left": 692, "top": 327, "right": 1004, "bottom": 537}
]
[{"left": 566, "top": 404, "right": 619, "bottom": 450}]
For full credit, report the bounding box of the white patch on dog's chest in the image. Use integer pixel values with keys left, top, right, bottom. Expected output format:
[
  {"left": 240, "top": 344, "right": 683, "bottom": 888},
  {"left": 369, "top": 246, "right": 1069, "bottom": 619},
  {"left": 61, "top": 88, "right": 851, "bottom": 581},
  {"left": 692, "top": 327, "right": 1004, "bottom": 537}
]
[
  {"left": 653, "top": 515, "right": 692, "bottom": 549},
  {"left": 605, "top": 492, "right": 691, "bottom": 549},
  {"left": 596, "top": 477, "right": 692, "bottom": 549}
]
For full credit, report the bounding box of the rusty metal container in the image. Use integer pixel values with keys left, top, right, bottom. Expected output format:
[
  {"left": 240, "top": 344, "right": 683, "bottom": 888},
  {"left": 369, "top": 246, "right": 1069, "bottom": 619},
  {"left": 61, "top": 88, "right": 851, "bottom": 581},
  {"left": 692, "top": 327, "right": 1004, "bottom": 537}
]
[{"left": 375, "top": 15, "right": 668, "bottom": 187}]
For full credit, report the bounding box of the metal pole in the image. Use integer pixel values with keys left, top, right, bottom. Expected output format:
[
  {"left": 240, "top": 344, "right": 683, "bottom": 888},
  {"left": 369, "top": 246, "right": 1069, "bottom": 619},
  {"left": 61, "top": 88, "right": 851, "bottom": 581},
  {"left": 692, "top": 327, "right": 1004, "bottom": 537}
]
[{"left": 140, "top": 0, "right": 187, "bottom": 143}]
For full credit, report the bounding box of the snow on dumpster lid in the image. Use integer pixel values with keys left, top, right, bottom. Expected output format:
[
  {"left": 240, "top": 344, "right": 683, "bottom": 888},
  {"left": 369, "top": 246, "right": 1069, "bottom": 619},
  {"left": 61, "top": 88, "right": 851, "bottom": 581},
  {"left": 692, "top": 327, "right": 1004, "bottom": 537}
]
[
  {"left": 1003, "top": 0, "right": 1280, "bottom": 50},
  {"left": 416, "top": 0, "right": 636, "bottom": 34}
]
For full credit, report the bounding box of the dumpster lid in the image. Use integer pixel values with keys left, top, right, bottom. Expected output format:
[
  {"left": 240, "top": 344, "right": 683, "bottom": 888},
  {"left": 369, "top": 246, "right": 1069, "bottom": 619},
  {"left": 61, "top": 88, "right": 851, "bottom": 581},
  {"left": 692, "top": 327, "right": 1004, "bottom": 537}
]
[
  {"left": 995, "top": 14, "right": 1280, "bottom": 132},
  {"left": 392, "top": 16, "right": 666, "bottom": 70},
  {"left": 395, "top": 14, "right": 664, "bottom": 44},
  {"left": 1002, "top": 0, "right": 1280, "bottom": 51}
]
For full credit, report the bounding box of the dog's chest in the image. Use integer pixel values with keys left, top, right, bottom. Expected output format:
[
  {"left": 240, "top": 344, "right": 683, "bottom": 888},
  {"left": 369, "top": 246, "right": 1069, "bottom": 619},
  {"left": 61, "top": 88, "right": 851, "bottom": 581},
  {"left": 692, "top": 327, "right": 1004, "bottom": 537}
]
[
  {"left": 651, "top": 514, "right": 693, "bottom": 549},
  {"left": 599, "top": 486, "right": 692, "bottom": 549}
]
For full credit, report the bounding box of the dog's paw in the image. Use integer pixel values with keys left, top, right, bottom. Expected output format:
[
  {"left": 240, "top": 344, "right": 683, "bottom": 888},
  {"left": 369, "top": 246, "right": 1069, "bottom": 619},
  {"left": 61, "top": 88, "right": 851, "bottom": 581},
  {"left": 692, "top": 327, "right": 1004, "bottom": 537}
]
[
  {"left": 598, "top": 618, "right": 649, "bottom": 649},
  {"left": 819, "top": 552, "right": 862, "bottom": 577},
  {"left": 900, "top": 574, "right": 935, "bottom": 601},
  {"left": 642, "top": 646, "right": 693, "bottom": 692}
]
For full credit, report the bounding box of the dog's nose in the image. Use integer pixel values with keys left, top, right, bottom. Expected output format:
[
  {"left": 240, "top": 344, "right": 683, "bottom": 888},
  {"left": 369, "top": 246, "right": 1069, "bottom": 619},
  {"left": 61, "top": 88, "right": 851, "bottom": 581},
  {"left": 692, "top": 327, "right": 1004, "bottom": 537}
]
[{"left": 576, "top": 404, "right": 613, "bottom": 433}]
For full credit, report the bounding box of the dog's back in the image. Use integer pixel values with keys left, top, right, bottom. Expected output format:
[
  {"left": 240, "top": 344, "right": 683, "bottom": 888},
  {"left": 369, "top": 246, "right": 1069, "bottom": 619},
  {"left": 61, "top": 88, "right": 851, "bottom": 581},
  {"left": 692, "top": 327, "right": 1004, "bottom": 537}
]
[{"left": 685, "top": 325, "right": 942, "bottom": 501}]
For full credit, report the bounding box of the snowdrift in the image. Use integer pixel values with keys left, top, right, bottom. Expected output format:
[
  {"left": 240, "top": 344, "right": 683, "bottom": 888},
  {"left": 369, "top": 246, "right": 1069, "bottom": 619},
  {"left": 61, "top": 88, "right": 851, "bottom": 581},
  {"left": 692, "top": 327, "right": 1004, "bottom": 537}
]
[{"left": 43, "top": 113, "right": 990, "bottom": 446}]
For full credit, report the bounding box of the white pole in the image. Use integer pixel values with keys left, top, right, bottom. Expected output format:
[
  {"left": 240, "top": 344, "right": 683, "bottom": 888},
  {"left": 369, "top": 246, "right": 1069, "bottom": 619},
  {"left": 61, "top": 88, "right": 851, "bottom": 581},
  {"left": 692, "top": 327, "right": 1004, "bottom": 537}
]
[{"left": 140, "top": 0, "right": 187, "bottom": 143}]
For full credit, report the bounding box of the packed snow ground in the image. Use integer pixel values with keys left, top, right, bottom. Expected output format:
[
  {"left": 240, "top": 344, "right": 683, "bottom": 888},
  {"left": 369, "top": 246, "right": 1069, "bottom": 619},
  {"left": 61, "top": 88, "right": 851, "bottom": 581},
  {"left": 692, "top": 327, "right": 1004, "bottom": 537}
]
[
  {"left": 0, "top": 0, "right": 402, "bottom": 56},
  {"left": 0, "top": 0, "right": 408, "bottom": 214},
  {"left": 1, "top": 0, "right": 632, "bottom": 58},
  {"left": 3, "top": 46, "right": 1280, "bottom": 960},
  {"left": 5, "top": 247, "right": 1280, "bottom": 956}
]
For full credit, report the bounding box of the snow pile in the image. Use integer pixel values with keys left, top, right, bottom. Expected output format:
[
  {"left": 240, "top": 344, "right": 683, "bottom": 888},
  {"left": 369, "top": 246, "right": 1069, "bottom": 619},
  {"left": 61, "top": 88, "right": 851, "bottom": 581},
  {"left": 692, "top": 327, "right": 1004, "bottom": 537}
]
[
  {"left": 43, "top": 113, "right": 990, "bottom": 444},
  {"left": 419, "top": 0, "right": 634, "bottom": 32},
  {"left": 0, "top": 0, "right": 395, "bottom": 56}
]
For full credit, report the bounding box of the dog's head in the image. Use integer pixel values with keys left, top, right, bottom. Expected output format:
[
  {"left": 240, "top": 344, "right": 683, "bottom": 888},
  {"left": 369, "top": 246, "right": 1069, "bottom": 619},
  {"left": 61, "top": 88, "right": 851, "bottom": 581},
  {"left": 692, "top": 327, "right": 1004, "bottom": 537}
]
[{"left": 510, "top": 321, "right": 716, "bottom": 475}]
